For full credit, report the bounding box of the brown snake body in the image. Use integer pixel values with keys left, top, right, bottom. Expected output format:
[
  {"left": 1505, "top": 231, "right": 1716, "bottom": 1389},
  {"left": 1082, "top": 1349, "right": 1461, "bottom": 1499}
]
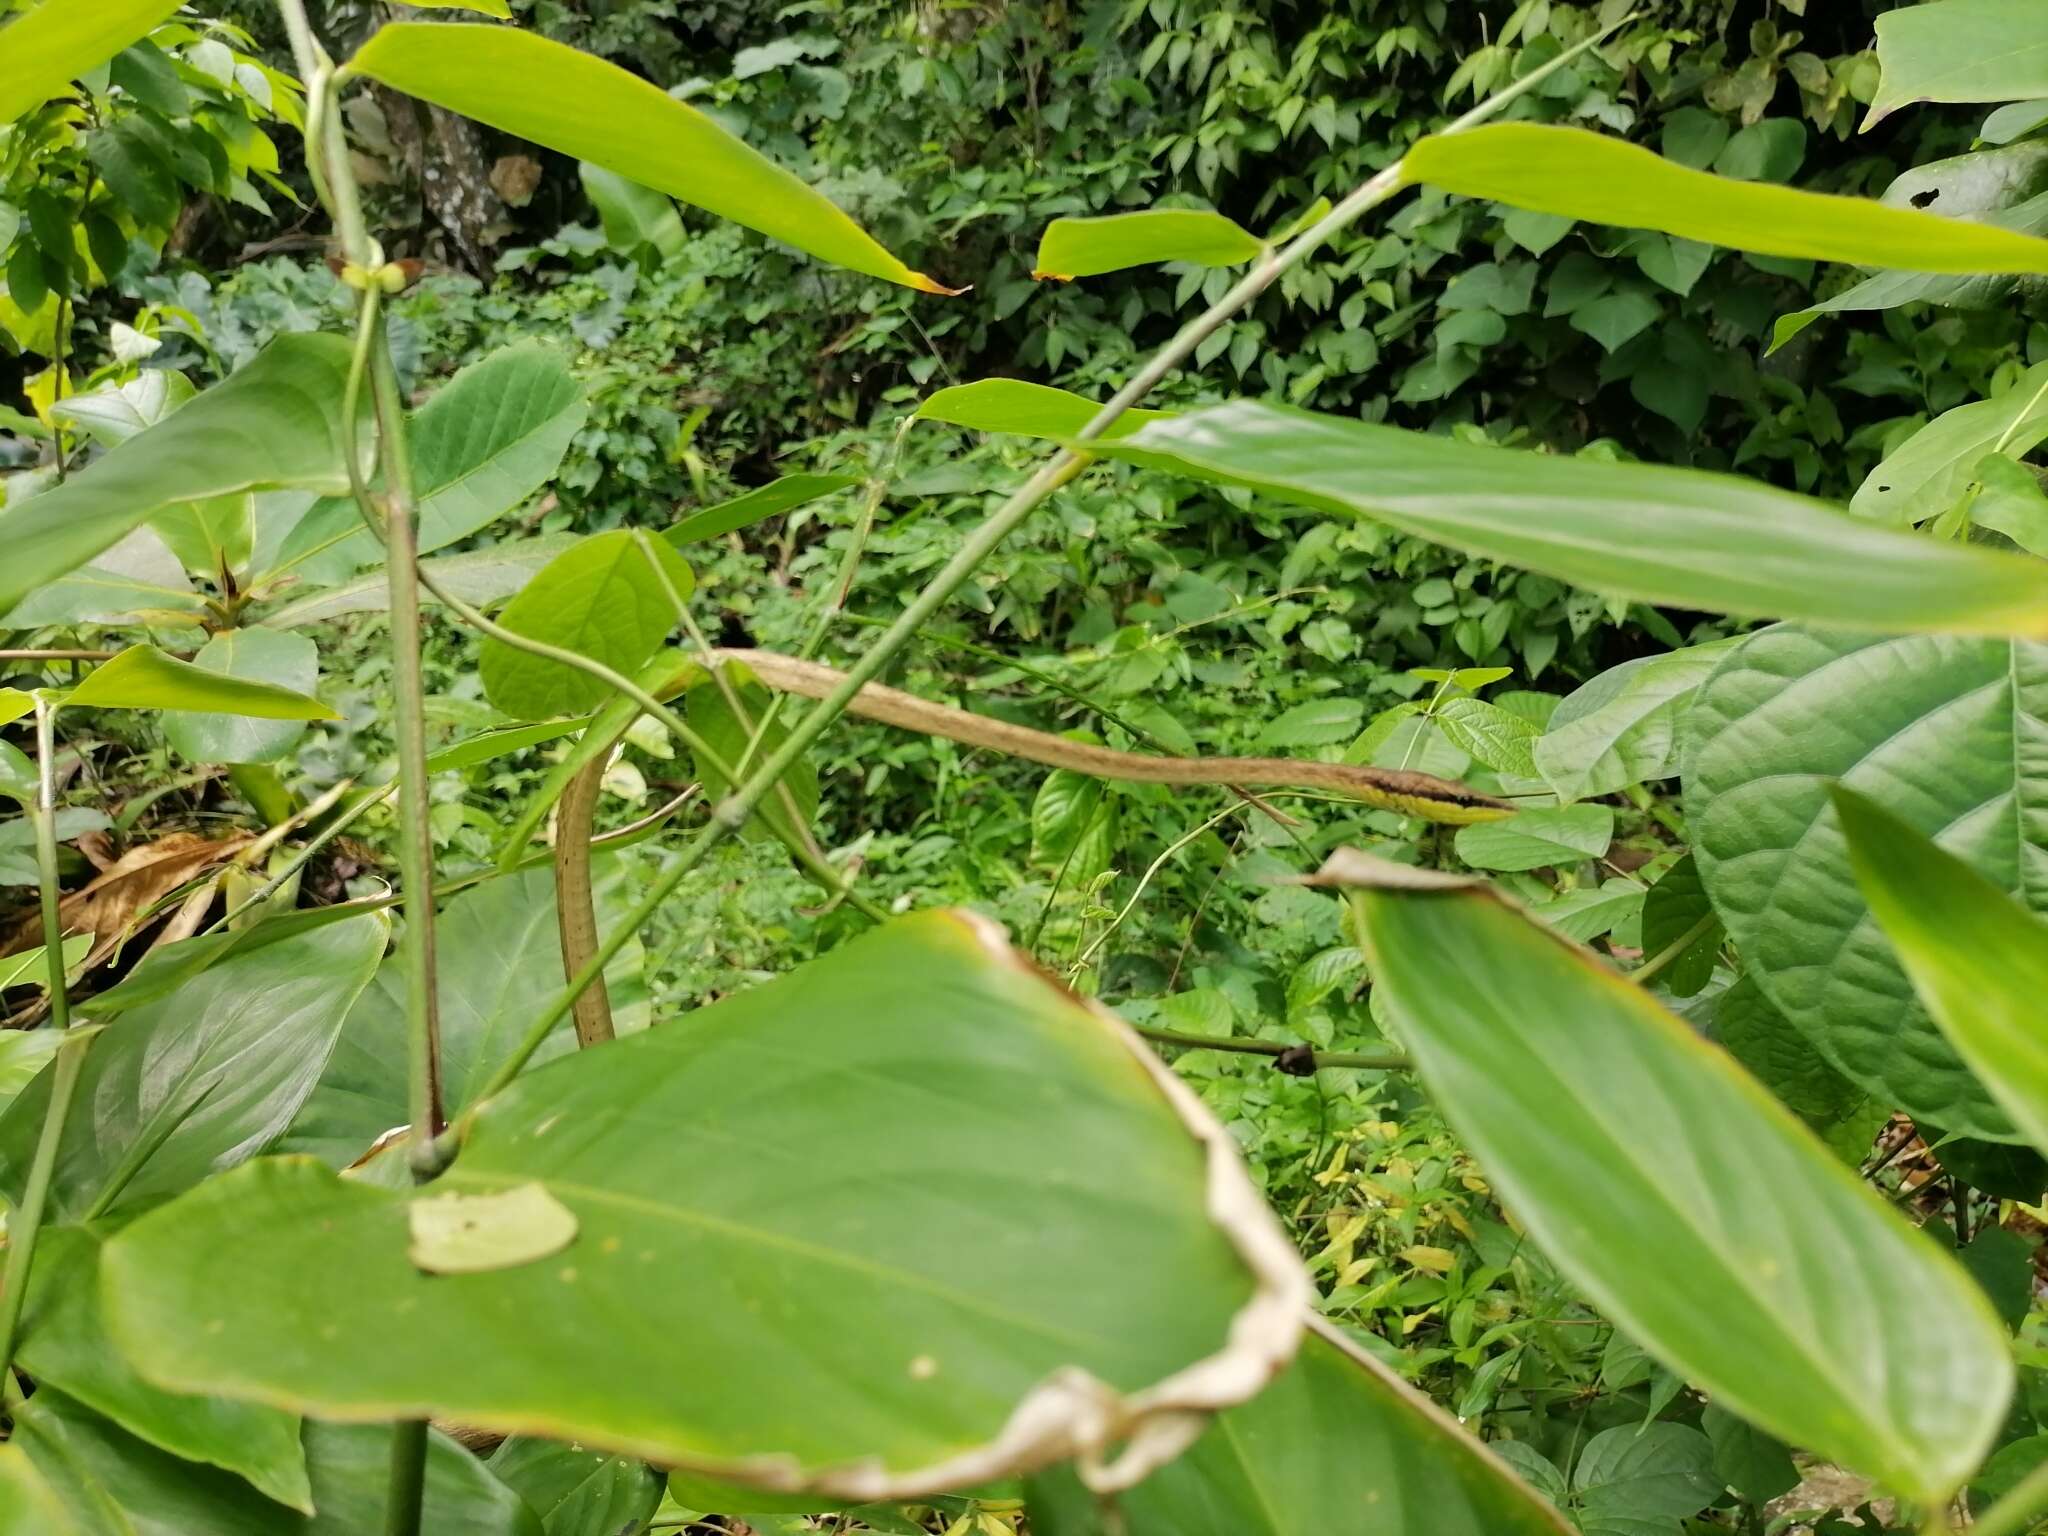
[{"left": 705, "top": 648, "right": 1513, "bottom": 826}]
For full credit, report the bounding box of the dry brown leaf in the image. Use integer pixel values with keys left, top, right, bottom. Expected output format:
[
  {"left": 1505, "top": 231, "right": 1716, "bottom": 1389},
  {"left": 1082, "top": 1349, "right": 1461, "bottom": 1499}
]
[{"left": 8, "top": 832, "right": 250, "bottom": 969}]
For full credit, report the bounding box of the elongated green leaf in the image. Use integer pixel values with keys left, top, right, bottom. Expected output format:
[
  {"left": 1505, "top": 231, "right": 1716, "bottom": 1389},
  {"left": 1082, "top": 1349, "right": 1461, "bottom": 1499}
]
[
  {"left": 1033, "top": 210, "right": 1263, "bottom": 281},
  {"left": 345, "top": 24, "right": 955, "bottom": 293},
  {"left": 0, "top": 526, "right": 205, "bottom": 630},
  {"left": 1687, "top": 624, "right": 2037, "bottom": 1139},
  {"left": 0, "top": 692, "right": 31, "bottom": 730},
  {"left": 426, "top": 718, "right": 592, "bottom": 775},
  {"left": 0, "top": 0, "right": 184, "bottom": 124},
  {"left": 1027, "top": 1319, "right": 1571, "bottom": 1535},
  {"left": 1867, "top": 0, "right": 2048, "bottom": 127},
  {"left": 14, "top": 1390, "right": 540, "bottom": 1536},
  {"left": 16, "top": 1225, "right": 311, "bottom": 1510},
  {"left": 581, "top": 162, "right": 685, "bottom": 264},
  {"left": 1773, "top": 145, "right": 2048, "bottom": 350},
  {"left": 62, "top": 644, "right": 337, "bottom": 722},
  {"left": 1852, "top": 364, "right": 2048, "bottom": 525},
  {"left": 272, "top": 342, "right": 587, "bottom": 587},
  {"left": 80, "top": 902, "right": 388, "bottom": 1022},
  {"left": 1534, "top": 638, "right": 1740, "bottom": 802},
  {"left": 1105, "top": 400, "right": 2048, "bottom": 637},
  {"left": 913, "top": 379, "right": 1170, "bottom": 441},
  {"left": 479, "top": 531, "right": 694, "bottom": 720},
  {"left": 486, "top": 1437, "right": 663, "bottom": 1536},
  {"left": 1836, "top": 789, "right": 2048, "bottom": 1156},
  {"left": 1335, "top": 854, "right": 2011, "bottom": 1502},
  {"left": 161, "top": 629, "right": 322, "bottom": 765},
  {"left": 280, "top": 866, "right": 648, "bottom": 1167},
  {"left": 104, "top": 911, "right": 1306, "bottom": 1497},
  {"left": 0, "top": 914, "right": 387, "bottom": 1223},
  {"left": 1401, "top": 124, "right": 2048, "bottom": 273},
  {"left": 0, "top": 334, "right": 359, "bottom": 615},
  {"left": 0, "top": 1446, "right": 72, "bottom": 1535},
  {"left": 665, "top": 473, "right": 862, "bottom": 546},
  {"left": 266, "top": 534, "right": 579, "bottom": 628}
]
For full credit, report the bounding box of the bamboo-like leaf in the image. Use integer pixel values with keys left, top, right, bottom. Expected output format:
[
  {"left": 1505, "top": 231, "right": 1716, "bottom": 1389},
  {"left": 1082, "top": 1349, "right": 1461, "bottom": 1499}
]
[
  {"left": 0, "top": 0, "right": 184, "bottom": 124},
  {"left": 1329, "top": 852, "right": 2011, "bottom": 1502},
  {"left": 0, "top": 335, "right": 359, "bottom": 615},
  {"left": 1867, "top": 0, "right": 2048, "bottom": 127},
  {"left": 478, "top": 531, "right": 695, "bottom": 721},
  {"left": 1033, "top": 210, "right": 1264, "bottom": 281},
  {"left": 912, "top": 379, "right": 1170, "bottom": 441},
  {"left": 61, "top": 645, "right": 338, "bottom": 722},
  {"left": 103, "top": 911, "right": 1307, "bottom": 1500},
  {"left": 1105, "top": 400, "right": 2048, "bottom": 637},
  {"left": 1400, "top": 123, "right": 2048, "bottom": 273},
  {"left": 344, "top": 24, "right": 956, "bottom": 293},
  {"left": 1836, "top": 788, "right": 2048, "bottom": 1157},
  {"left": 1027, "top": 1319, "right": 1571, "bottom": 1535},
  {"left": 665, "top": 473, "right": 862, "bottom": 546}
]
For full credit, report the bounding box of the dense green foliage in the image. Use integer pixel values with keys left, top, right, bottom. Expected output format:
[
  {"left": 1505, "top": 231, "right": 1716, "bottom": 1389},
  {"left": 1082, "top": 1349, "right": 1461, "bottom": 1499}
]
[{"left": 2, "top": 0, "right": 2048, "bottom": 1532}]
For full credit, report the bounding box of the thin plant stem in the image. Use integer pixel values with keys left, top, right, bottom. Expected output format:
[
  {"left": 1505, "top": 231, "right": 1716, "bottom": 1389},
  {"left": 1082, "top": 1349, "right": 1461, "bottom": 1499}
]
[
  {"left": 1133, "top": 1025, "right": 1410, "bottom": 1073},
  {"left": 1070, "top": 802, "right": 1244, "bottom": 974},
  {"left": 1632, "top": 913, "right": 1715, "bottom": 986},
  {"left": 0, "top": 701, "right": 96, "bottom": 1381},
  {"left": 439, "top": 24, "right": 1623, "bottom": 1160}
]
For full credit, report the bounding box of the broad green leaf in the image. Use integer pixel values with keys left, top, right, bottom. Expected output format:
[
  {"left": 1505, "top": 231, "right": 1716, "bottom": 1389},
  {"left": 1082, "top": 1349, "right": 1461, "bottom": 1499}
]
[
  {"left": 1030, "top": 397, "right": 2048, "bottom": 638},
  {"left": 272, "top": 342, "right": 587, "bottom": 587},
  {"left": 487, "top": 1438, "right": 662, "bottom": 1536},
  {"left": 49, "top": 371, "right": 193, "bottom": 452},
  {"left": 1772, "top": 145, "right": 2048, "bottom": 350},
  {"left": 0, "top": 526, "right": 205, "bottom": 631},
  {"left": 1454, "top": 804, "right": 1612, "bottom": 872},
  {"left": 15, "top": 1225, "right": 311, "bottom": 1510},
  {"left": 409, "top": 1184, "right": 580, "bottom": 1275},
  {"left": 103, "top": 911, "right": 1305, "bottom": 1496},
  {"left": 151, "top": 493, "right": 256, "bottom": 581},
  {"left": 1703, "top": 1402, "right": 1800, "bottom": 1507},
  {"left": 0, "top": 691, "right": 31, "bottom": 729},
  {"left": 0, "top": 914, "right": 387, "bottom": 1223},
  {"left": 1852, "top": 363, "right": 2048, "bottom": 525},
  {"left": 1984, "top": 100, "right": 2048, "bottom": 144},
  {"left": 0, "top": 1446, "right": 72, "bottom": 1534},
  {"left": 1640, "top": 853, "right": 1721, "bottom": 998},
  {"left": 1431, "top": 696, "right": 1538, "bottom": 778},
  {"left": 1573, "top": 1424, "right": 1719, "bottom": 1534},
  {"left": 1970, "top": 452, "right": 2048, "bottom": 555},
  {"left": 479, "top": 531, "right": 695, "bottom": 720},
  {"left": 161, "top": 629, "right": 322, "bottom": 765},
  {"left": 1530, "top": 880, "right": 1644, "bottom": 946},
  {"left": 1535, "top": 639, "right": 1740, "bottom": 802},
  {"left": 1254, "top": 696, "right": 1364, "bottom": 750},
  {"left": 1340, "top": 856, "right": 2011, "bottom": 1501},
  {"left": 1867, "top": 0, "right": 2048, "bottom": 127},
  {"left": 279, "top": 867, "right": 648, "bottom": 1167},
  {"left": 0, "top": 811, "right": 112, "bottom": 888},
  {"left": 14, "top": 1390, "right": 540, "bottom": 1536},
  {"left": 1687, "top": 624, "right": 2038, "bottom": 1139},
  {"left": 1835, "top": 788, "right": 2048, "bottom": 1157},
  {"left": 665, "top": 473, "right": 862, "bottom": 546},
  {"left": 62, "top": 644, "right": 337, "bottom": 722},
  {"left": 0, "top": 334, "right": 359, "bottom": 616},
  {"left": 686, "top": 666, "right": 819, "bottom": 846},
  {"left": 581, "top": 162, "right": 685, "bottom": 264},
  {"left": 0, "top": 0, "right": 185, "bottom": 124},
  {"left": 0, "top": 741, "right": 31, "bottom": 804},
  {"left": 345, "top": 24, "right": 955, "bottom": 293},
  {"left": 0, "top": 1028, "right": 64, "bottom": 1113},
  {"left": 1033, "top": 209, "right": 1263, "bottom": 281},
  {"left": 267, "top": 534, "right": 579, "bottom": 628},
  {"left": 913, "top": 379, "right": 1171, "bottom": 441},
  {"left": 80, "top": 903, "right": 387, "bottom": 1022},
  {"left": 1025, "top": 1320, "right": 1571, "bottom": 1536},
  {"left": 1400, "top": 124, "right": 2048, "bottom": 273}
]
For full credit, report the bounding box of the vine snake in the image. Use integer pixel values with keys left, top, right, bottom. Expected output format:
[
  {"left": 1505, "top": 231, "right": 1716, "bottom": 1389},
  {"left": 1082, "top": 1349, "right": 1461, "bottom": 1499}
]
[{"left": 704, "top": 648, "right": 1514, "bottom": 825}]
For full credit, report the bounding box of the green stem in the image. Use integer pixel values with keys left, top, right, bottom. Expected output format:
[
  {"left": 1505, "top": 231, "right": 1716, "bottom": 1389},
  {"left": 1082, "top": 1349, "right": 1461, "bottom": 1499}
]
[
  {"left": 1133, "top": 1026, "right": 1411, "bottom": 1073},
  {"left": 382, "top": 1420, "right": 428, "bottom": 1536},
  {"left": 1968, "top": 1460, "right": 2048, "bottom": 1536},
  {"left": 437, "top": 21, "right": 1619, "bottom": 1163},
  {"left": 0, "top": 701, "right": 95, "bottom": 1381}
]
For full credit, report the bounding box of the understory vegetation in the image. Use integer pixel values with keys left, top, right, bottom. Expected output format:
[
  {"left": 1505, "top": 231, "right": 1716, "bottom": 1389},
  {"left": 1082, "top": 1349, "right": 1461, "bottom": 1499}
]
[{"left": 2, "top": 0, "right": 2048, "bottom": 1532}]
